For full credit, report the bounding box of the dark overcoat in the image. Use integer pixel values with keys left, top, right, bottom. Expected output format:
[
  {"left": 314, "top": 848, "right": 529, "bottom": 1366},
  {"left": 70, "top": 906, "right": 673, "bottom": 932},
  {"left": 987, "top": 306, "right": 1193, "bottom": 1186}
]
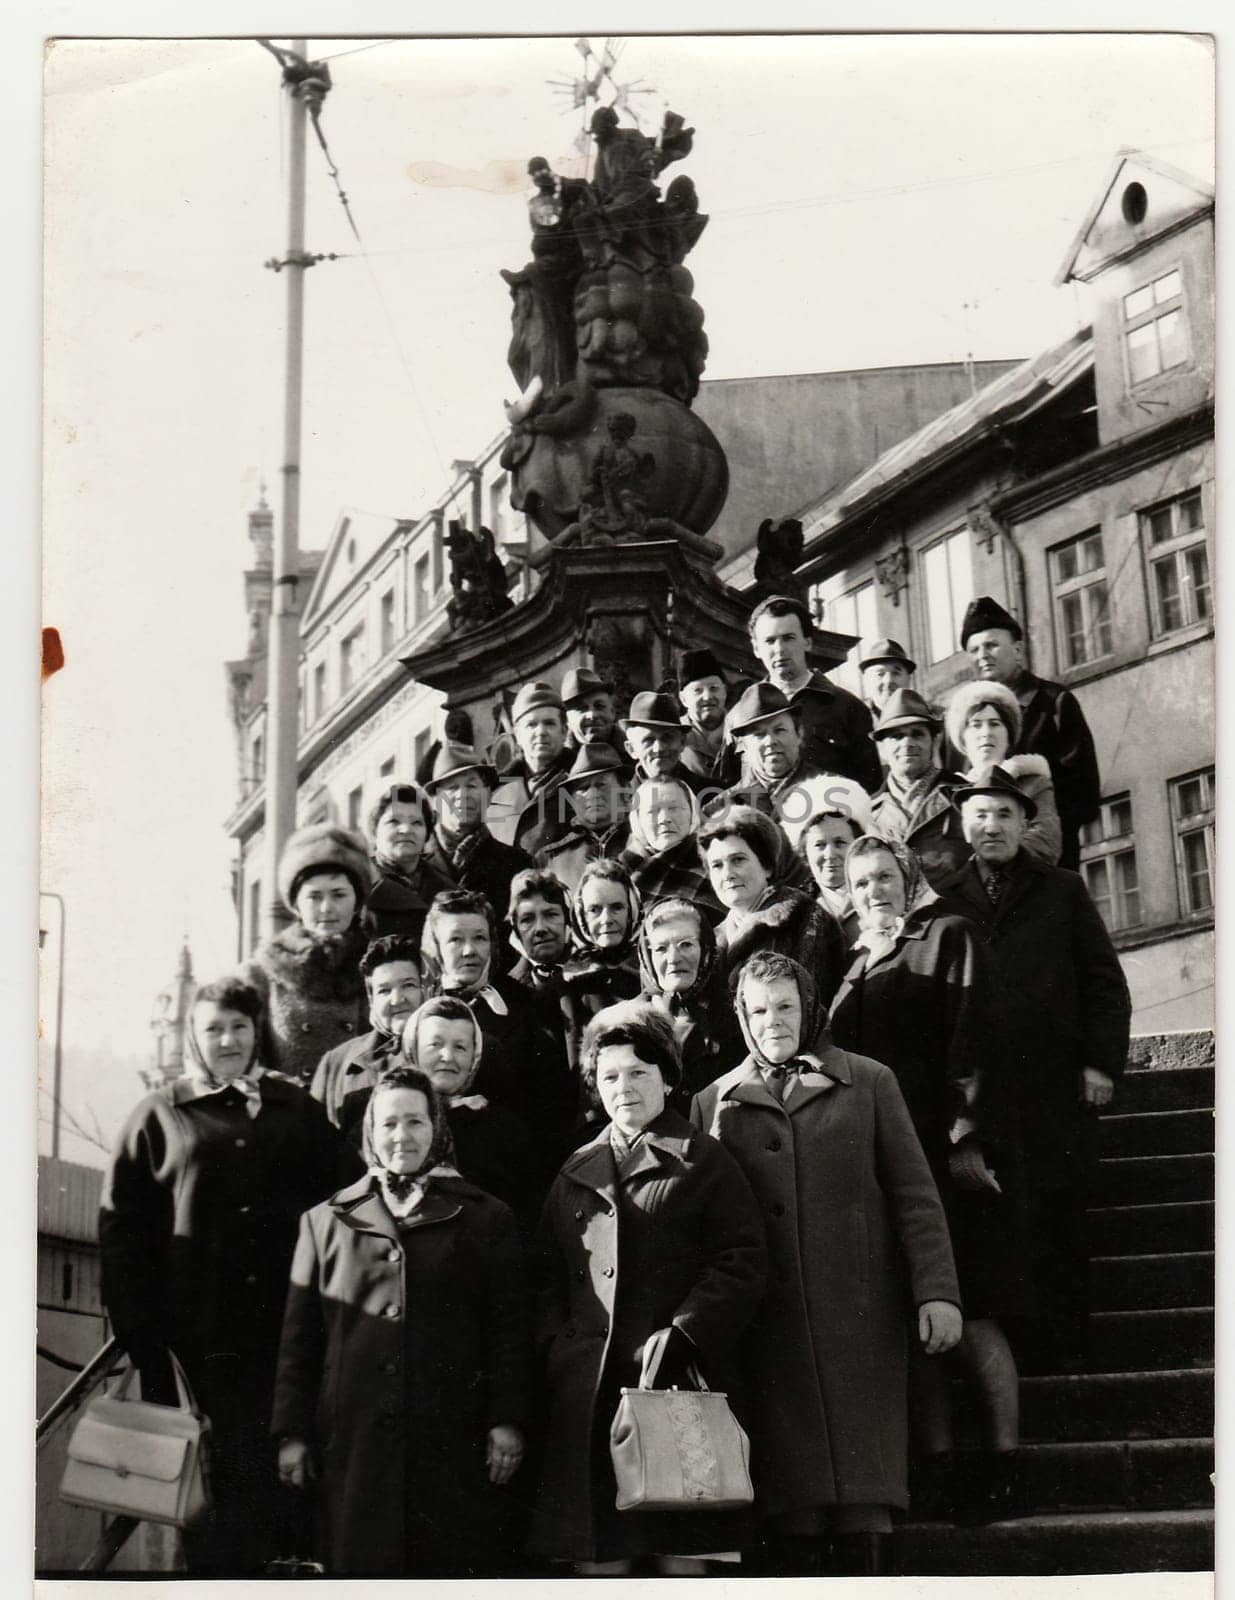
[
  {"left": 619, "top": 832, "right": 724, "bottom": 918},
  {"left": 692, "top": 1049, "right": 959, "bottom": 1517},
  {"left": 529, "top": 1109, "right": 768, "bottom": 1563},
  {"left": 938, "top": 854, "right": 1131, "bottom": 1186},
  {"left": 767, "top": 670, "right": 882, "bottom": 793},
  {"left": 715, "top": 885, "right": 849, "bottom": 1005},
  {"left": 310, "top": 1026, "right": 400, "bottom": 1127},
  {"left": 271, "top": 1176, "right": 530, "bottom": 1577},
  {"left": 536, "top": 820, "right": 631, "bottom": 897},
  {"left": 488, "top": 751, "right": 576, "bottom": 857},
  {"left": 424, "top": 826, "right": 533, "bottom": 926},
  {"left": 365, "top": 856, "right": 457, "bottom": 944}
]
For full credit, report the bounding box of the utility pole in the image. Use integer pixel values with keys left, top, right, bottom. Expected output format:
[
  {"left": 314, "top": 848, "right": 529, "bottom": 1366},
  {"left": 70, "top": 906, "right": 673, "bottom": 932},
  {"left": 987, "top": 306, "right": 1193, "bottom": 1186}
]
[
  {"left": 39, "top": 891, "right": 66, "bottom": 1160},
  {"left": 262, "top": 41, "right": 331, "bottom": 938}
]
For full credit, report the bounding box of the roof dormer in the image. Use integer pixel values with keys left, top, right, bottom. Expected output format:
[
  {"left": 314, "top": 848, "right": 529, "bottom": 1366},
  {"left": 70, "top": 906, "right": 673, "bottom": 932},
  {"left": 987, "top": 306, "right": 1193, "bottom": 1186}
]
[{"left": 1056, "top": 150, "right": 1213, "bottom": 287}]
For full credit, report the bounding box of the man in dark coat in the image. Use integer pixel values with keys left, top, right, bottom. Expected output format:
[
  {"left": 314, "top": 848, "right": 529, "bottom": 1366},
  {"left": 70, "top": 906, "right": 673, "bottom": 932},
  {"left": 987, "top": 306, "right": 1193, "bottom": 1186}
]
[
  {"left": 535, "top": 743, "right": 633, "bottom": 895},
  {"left": 939, "top": 763, "right": 1131, "bottom": 1372},
  {"left": 422, "top": 743, "right": 534, "bottom": 951},
  {"left": 677, "top": 647, "right": 739, "bottom": 788},
  {"left": 867, "top": 688, "right": 970, "bottom": 889},
  {"left": 489, "top": 681, "right": 577, "bottom": 856},
  {"left": 561, "top": 666, "right": 627, "bottom": 758},
  {"left": 748, "top": 595, "right": 881, "bottom": 793},
  {"left": 709, "top": 682, "right": 828, "bottom": 828},
  {"left": 621, "top": 690, "right": 713, "bottom": 800},
  {"left": 954, "top": 595, "right": 1101, "bottom": 869},
  {"left": 858, "top": 636, "right": 916, "bottom": 720}
]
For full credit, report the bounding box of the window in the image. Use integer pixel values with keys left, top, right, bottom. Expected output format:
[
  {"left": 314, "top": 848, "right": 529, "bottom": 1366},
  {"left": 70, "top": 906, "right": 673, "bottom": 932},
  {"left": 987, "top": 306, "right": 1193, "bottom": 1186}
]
[
  {"left": 379, "top": 756, "right": 396, "bottom": 781},
  {"left": 489, "top": 475, "right": 508, "bottom": 541},
  {"left": 340, "top": 625, "right": 365, "bottom": 693},
  {"left": 248, "top": 879, "right": 262, "bottom": 955},
  {"left": 250, "top": 733, "right": 264, "bottom": 785},
  {"left": 823, "top": 580, "right": 877, "bottom": 643},
  {"left": 347, "top": 785, "right": 364, "bottom": 831},
  {"left": 413, "top": 728, "right": 431, "bottom": 777},
  {"left": 431, "top": 518, "right": 444, "bottom": 594},
  {"left": 1050, "top": 529, "right": 1112, "bottom": 668},
  {"left": 1170, "top": 768, "right": 1214, "bottom": 917},
  {"left": 1123, "top": 267, "right": 1187, "bottom": 385},
  {"left": 922, "top": 529, "right": 974, "bottom": 663},
  {"left": 1141, "top": 490, "right": 1210, "bottom": 638},
  {"left": 313, "top": 660, "right": 328, "bottom": 722},
  {"left": 413, "top": 555, "right": 431, "bottom": 623},
  {"left": 1079, "top": 794, "right": 1141, "bottom": 933},
  {"left": 380, "top": 588, "right": 396, "bottom": 655}
]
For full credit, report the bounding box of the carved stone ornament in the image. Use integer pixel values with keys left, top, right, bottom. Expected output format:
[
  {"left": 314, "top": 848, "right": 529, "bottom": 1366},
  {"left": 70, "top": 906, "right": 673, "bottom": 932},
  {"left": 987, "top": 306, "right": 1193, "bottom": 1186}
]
[{"left": 874, "top": 545, "right": 911, "bottom": 607}]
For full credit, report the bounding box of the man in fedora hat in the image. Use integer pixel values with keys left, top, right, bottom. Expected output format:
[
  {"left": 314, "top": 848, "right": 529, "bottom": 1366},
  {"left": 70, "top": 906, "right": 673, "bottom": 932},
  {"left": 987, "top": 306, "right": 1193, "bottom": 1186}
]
[
  {"left": 488, "top": 681, "right": 577, "bottom": 856},
  {"left": 940, "top": 763, "right": 1131, "bottom": 1374},
  {"left": 535, "top": 742, "right": 634, "bottom": 895},
  {"left": 954, "top": 595, "right": 1100, "bottom": 870},
  {"left": 867, "top": 688, "right": 970, "bottom": 888},
  {"left": 857, "top": 637, "right": 917, "bottom": 718},
  {"left": 748, "top": 594, "right": 881, "bottom": 793},
  {"left": 676, "top": 647, "right": 738, "bottom": 787},
  {"left": 422, "top": 743, "right": 534, "bottom": 938},
  {"left": 560, "top": 666, "right": 626, "bottom": 757},
  {"left": 621, "top": 689, "right": 710, "bottom": 798}
]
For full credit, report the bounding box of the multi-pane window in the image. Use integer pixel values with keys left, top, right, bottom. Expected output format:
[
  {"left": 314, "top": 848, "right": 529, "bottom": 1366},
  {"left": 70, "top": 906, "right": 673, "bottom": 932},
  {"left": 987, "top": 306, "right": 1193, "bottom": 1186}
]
[
  {"left": 413, "top": 728, "right": 431, "bottom": 777},
  {"left": 340, "top": 625, "right": 365, "bottom": 694},
  {"left": 248, "top": 879, "right": 262, "bottom": 955},
  {"left": 250, "top": 733, "right": 264, "bottom": 786},
  {"left": 413, "top": 555, "right": 431, "bottom": 623},
  {"left": 1123, "top": 267, "right": 1187, "bottom": 386},
  {"left": 379, "top": 756, "right": 396, "bottom": 781},
  {"left": 923, "top": 529, "right": 975, "bottom": 663},
  {"left": 1141, "top": 490, "right": 1210, "bottom": 637},
  {"left": 825, "top": 580, "right": 878, "bottom": 644},
  {"left": 1170, "top": 768, "right": 1215, "bottom": 917},
  {"left": 347, "top": 786, "right": 364, "bottom": 832},
  {"left": 312, "top": 661, "right": 328, "bottom": 722},
  {"left": 380, "top": 588, "right": 396, "bottom": 656},
  {"left": 1079, "top": 794, "right": 1141, "bottom": 933},
  {"left": 1050, "top": 529, "right": 1112, "bottom": 668}
]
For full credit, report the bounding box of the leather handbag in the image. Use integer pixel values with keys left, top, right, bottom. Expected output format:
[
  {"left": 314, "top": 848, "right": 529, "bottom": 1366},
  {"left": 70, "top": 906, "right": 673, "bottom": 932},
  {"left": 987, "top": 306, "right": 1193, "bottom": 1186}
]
[
  {"left": 60, "top": 1352, "right": 213, "bottom": 1528},
  {"left": 610, "top": 1328, "right": 754, "bottom": 1512}
]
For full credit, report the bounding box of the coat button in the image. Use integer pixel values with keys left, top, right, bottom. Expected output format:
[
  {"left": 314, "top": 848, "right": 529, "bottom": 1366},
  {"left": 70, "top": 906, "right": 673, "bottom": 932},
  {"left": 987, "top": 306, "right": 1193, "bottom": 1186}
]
[
  {"left": 565, "top": 1327, "right": 576, "bottom": 1339},
  {"left": 574, "top": 1210, "right": 585, "bottom": 1220},
  {"left": 234, "top": 1138, "right": 247, "bottom": 1149},
  {"left": 767, "top": 1138, "right": 782, "bottom": 1152},
  {"left": 771, "top": 1202, "right": 785, "bottom": 1217},
  {"left": 599, "top": 1323, "right": 609, "bottom": 1336},
  {"left": 237, "top": 1205, "right": 250, "bottom": 1214},
  {"left": 245, "top": 1274, "right": 257, "bottom": 1286},
  {"left": 301, "top": 1023, "right": 312, "bottom": 1033},
  {"left": 602, "top": 1267, "right": 614, "bottom": 1278},
  {"left": 574, "top": 1269, "right": 585, "bottom": 1282},
  {"left": 384, "top": 1361, "right": 398, "bottom": 1375},
  {"left": 383, "top": 1305, "right": 399, "bottom": 1319},
  {"left": 343, "top": 1022, "right": 353, "bottom": 1032},
  {"left": 387, "top": 1249, "right": 400, "bottom": 1263}
]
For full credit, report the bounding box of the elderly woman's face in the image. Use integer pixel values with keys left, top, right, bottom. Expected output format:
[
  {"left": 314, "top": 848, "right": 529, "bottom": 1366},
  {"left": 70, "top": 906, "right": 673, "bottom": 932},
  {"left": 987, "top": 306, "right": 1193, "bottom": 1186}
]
[
  {"left": 648, "top": 913, "right": 702, "bottom": 994},
  {"left": 295, "top": 872, "right": 358, "bottom": 939},
  {"left": 741, "top": 975, "right": 802, "bottom": 1065},
  {"left": 638, "top": 782, "right": 692, "bottom": 851},
  {"left": 963, "top": 705, "right": 1011, "bottom": 768},
  {"left": 436, "top": 913, "right": 491, "bottom": 985},
  {"left": 705, "top": 835, "right": 770, "bottom": 912},
  {"left": 849, "top": 848, "right": 907, "bottom": 931},
  {"left": 804, "top": 816, "right": 855, "bottom": 893},
  {"left": 595, "top": 1042, "right": 666, "bottom": 1134},
  {"left": 416, "top": 1016, "right": 476, "bottom": 1097},
  {"left": 371, "top": 1086, "right": 434, "bottom": 1176},
  {"left": 581, "top": 879, "right": 630, "bottom": 947},
  {"left": 192, "top": 1002, "right": 256, "bottom": 1081},
  {"left": 376, "top": 801, "right": 428, "bottom": 871}
]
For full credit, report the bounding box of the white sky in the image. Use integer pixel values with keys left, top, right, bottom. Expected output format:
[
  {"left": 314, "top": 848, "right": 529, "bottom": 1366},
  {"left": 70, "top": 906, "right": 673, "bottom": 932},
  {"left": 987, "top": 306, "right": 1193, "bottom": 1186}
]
[{"left": 36, "top": 30, "right": 1214, "bottom": 1164}]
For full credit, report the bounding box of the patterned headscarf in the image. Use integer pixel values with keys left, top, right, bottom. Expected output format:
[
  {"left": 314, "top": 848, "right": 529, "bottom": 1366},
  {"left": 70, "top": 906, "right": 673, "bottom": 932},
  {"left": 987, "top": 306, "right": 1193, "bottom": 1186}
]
[
  {"left": 844, "top": 832, "right": 938, "bottom": 921},
  {"left": 636, "top": 896, "right": 719, "bottom": 1013},
  {"left": 182, "top": 978, "right": 267, "bottom": 1118},
  {"left": 625, "top": 775, "right": 702, "bottom": 858},
  {"left": 732, "top": 951, "right": 829, "bottom": 1069},
  {"left": 400, "top": 996, "right": 485, "bottom": 1101},
  {"left": 361, "top": 1065, "right": 458, "bottom": 1215},
  {"left": 569, "top": 858, "right": 642, "bottom": 965}
]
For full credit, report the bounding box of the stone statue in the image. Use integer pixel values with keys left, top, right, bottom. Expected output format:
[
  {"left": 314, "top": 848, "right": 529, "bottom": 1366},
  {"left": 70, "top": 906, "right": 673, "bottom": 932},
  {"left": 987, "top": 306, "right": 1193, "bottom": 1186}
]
[
  {"left": 752, "top": 518, "right": 808, "bottom": 602},
  {"left": 445, "top": 521, "right": 513, "bottom": 633},
  {"left": 576, "top": 412, "right": 655, "bottom": 543}
]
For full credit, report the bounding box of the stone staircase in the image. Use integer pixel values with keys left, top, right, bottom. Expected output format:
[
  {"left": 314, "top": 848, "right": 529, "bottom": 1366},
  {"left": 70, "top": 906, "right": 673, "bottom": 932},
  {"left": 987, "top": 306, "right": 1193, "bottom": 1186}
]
[{"left": 894, "top": 1031, "right": 1215, "bottom": 1577}]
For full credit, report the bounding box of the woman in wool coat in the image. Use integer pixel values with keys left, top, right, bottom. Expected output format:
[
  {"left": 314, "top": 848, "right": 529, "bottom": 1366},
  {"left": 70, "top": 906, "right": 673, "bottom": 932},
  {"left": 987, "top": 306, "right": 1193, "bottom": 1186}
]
[
  {"left": 945, "top": 679, "right": 1062, "bottom": 865},
  {"left": 364, "top": 779, "right": 458, "bottom": 943},
  {"left": 692, "top": 951, "right": 961, "bottom": 1578},
  {"left": 828, "top": 835, "right": 1030, "bottom": 1523},
  {"left": 779, "top": 773, "right": 875, "bottom": 950},
  {"left": 99, "top": 976, "right": 356, "bottom": 1575},
  {"left": 272, "top": 1067, "right": 531, "bottom": 1578},
  {"left": 530, "top": 1002, "right": 768, "bottom": 1575},
  {"left": 240, "top": 824, "right": 375, "bottom": 1086}
]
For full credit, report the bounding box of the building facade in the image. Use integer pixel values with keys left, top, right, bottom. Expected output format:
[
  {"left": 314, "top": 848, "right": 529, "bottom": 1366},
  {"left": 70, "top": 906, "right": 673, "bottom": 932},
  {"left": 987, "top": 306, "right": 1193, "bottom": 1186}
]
[{"left": 796, "top": 153, "right": 1214, "bottom": 1030}]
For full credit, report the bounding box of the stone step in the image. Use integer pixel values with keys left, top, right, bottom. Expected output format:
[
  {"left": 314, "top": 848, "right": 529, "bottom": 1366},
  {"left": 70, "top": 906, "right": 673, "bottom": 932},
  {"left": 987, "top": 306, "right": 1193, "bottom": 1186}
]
[
  {"left": 893, "top": 1508, "right": 1213, "bottom": 1577},
  {"left": 1125, "top": 1032, "right": 1214, "bottom": 1076},
  {"left": 1100, "top": 1107, "right": 1214, "bottom": 1159},
  {"left": 1088, "top": 1200, "right": 1214, "bottom": 1258},
  {"left": 1012, "top": 1438, "right": 1214, "bottom": 1514},
  {"left": 1116, "top": 1064, "right": 1213, "bottom": 1116},
  {"left": 1090, "top": 1306, "right": 1213, "bottom": 1372},
  {"left": 1096, "top": 1152, "right": 1213, "bottom": 1207},
  {"left": 1091, "top": 1251, "right": 1214, "bottom": 1313},
  {"left": 1020, "top": 1368, "right": 1212, "bottom": 1443}
]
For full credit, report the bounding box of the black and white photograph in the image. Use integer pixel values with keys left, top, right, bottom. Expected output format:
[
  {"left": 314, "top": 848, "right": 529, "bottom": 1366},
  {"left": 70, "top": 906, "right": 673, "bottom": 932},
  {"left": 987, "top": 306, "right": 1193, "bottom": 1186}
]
[{"left": 26, "top": 13, "right": 1215, "bottom": 1590}]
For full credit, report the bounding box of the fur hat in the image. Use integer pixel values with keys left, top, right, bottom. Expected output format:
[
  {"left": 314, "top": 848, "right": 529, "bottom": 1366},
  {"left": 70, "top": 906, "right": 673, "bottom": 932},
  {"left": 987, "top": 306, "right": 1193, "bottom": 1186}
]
[
  {"left": 678, "top": 647, "right": 727, "bottom": 688},
  {"left": 278, "top": 823, "right": 373, "bottom": 915},
  {"left": 959, "top": 595, "right": 1022, "bottom": 649},
  {"left": 945, "top": 678, "right": 1022, "bottom": 757}
]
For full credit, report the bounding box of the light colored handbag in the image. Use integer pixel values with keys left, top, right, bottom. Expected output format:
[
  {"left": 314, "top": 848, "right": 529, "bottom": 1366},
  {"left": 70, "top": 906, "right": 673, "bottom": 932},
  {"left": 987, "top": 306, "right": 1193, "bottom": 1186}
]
[
  {"left": 60, "top": 1352, "right": 213, "bottom": 1528},
  {"left": 610, "top": 1328, "right": 754, "bottom": 1512}
]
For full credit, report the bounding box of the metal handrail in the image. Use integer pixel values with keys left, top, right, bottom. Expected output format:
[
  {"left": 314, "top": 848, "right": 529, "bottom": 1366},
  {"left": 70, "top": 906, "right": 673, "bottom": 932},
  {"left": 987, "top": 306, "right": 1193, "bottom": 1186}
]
[{"left": 36, "top": 1335, "right": 122, "bottom": 1442}]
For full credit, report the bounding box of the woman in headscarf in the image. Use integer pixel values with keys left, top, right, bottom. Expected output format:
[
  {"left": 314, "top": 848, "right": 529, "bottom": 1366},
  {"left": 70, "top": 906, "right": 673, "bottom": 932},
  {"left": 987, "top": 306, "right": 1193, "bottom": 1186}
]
[
  {"left": 99, "top": 976, "right": 354, "bottom": 1575},
  {"left": 240, "top": 824, "right": 375, "bottom": 1085},
  {"left": 365, "top": 780, "right": 458, "bottom": 943},
  {"left": 531, "top": 1001, "right": 767, "bottom": 1576},
  {"left": 692, "top": 951, "right": 960, "bottom": 1578},
  {"left": 272, "top": 1066, "right": 531, "bottom": 1578},
  {"left": 636, "top": 895, "right": 745, "bottom": 1111},
  {"left": 945, "top": 680, "right": 1062, "bottom": 864},
  {"left": 698, "top": 804, "right": 848, "bottom": 1002},
  {"left": 619, "top": 776, "right": 723, "bottom": 918},
  {"left": 777, "top": 773, "right": 874, "bottom": 948},
  {"left": 828, "top": 835, "right": 1029, "bottom": 1525}
]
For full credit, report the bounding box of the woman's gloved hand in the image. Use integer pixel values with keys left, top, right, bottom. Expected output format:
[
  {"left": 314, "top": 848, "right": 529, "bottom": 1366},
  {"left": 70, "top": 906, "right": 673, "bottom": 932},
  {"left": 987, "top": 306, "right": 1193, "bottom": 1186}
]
[{"left": 644, "top": 1324, "right": 697, "bottom": 1388}]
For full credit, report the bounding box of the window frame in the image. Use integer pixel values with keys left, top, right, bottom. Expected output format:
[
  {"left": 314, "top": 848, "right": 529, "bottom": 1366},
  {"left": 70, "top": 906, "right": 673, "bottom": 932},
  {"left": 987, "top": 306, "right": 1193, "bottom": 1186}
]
[
  {"left": 339, "top": 623, "right": 366, "bottom": 694},
  {"left": 920, "top": 526, "right": 975, "bottom": 665},
  {"left": 312, "top": 660, "right": 328, "bottom": 723},
  {"left": 1078, "top": 792, "right": 1141, "bottom": 934},
  {"left": 1122, "top": 264, "right": 1189, "bottom": 389},
  {"left": 1049, "top": 527, "right": 1114, "bottom": 670},
  {"left": 379, "top": 587, "right": 397, "bottom": 656},
  {"left": 1169, "top": 767, "right": 1215, "bottom": 919},
  {"left": 1139, "top": 489, "right": 1210, "bottom": 640}
]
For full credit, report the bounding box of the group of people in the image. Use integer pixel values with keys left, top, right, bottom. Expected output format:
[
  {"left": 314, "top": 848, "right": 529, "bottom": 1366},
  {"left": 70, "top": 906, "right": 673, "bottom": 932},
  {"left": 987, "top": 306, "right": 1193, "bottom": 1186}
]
[{"left": 98, "top": 590, "right": 1130, "bottom": 1579}]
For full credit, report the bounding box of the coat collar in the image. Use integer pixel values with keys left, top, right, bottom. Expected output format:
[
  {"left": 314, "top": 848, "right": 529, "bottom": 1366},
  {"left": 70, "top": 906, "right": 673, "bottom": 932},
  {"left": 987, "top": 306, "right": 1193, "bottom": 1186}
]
[
  {"left": 328, "top": 1175, "right": 463, "bottom": 1242},
  {"left": 943, "top": 852, "right": 1047, "bottom": 921},
  {"left": 713, "top": 1047, "right": 852, "bottom": 1115},
  {"left": 560, "top": 1107, "right": 695, "bottom": 1196}
]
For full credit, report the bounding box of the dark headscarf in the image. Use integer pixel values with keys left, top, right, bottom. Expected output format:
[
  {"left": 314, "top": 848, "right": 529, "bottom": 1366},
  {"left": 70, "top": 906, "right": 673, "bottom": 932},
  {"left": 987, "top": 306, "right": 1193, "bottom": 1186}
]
[
  {"left": 845, "top": 833, "right": 938, "bottom": 923},
  {"left": 636, "top": 896, "right": 719, "bottom": 1013},
  {"left": 361, "top": 1066, "right": 458, "bottom": 1211},
  {"left": 568, "top": 859, "right": 642, "bottom": 969},
  {"left": 732, "top": 951, "right": 830, "bottom": 1068}
]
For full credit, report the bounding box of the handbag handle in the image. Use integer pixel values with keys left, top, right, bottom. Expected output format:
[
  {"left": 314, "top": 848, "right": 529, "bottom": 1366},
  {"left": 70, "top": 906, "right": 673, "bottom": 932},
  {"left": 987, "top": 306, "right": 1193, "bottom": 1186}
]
[
  {"left": 113, "top": 1349, "right": 199, "bottom": 1413},
  {"left": 638, "top": 1328, "right": 709, "bottom": 1393}
]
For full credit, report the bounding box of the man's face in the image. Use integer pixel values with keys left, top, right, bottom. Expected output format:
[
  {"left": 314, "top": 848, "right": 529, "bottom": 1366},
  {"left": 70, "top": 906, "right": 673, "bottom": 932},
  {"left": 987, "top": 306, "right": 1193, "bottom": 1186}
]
[
  {"left": 680, "top": 675, "right": 726, "bottom": 732},
  {"left": 367, "top": 960, "right": 424, "bottom": 1036},
  {"left": 739, "top": 712, "right": 802, "bottom": 782},
  {"left": 962, "top": 795, "right": 1026, "bottom": 865},
  {"left": 511, "top": 895, "right": 568, "bottom": 967},
  {"left": 566, "top": 692, "right": 615, "bottom": 745},
  {"left": 435, "top": 913, "right": 492, "bottom": 985},
  {"left": 625, "top": 723, "right": 686, "bottom": 779},
  {"left": 879, "top": 722, "right": 936, "bottom": 784},
  {"left": 569, "top": 772, "right": 624, "bottom": 832},
  {"left": 862, "top": 661, "right": 911, "bottom": 709},
  {"left": 636, "top": 782, "right": 693, "bottom": 851},
  {"left": 752, "top": 611, "right": 809, "bottom": 682},
  {"left": 967, "top": 628, "right": 1022, "bottom": 685},
  {"left": 515, "top": 706, "right": 566, "bottom": 772},
  {"left": 436, "top": 771, "right": 489, "bottom": 834}
]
